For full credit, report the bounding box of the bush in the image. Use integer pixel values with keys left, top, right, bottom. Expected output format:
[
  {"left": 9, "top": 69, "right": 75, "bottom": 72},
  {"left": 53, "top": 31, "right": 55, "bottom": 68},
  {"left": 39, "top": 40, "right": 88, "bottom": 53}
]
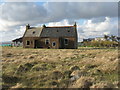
[{"left": 83, "top": 41, "right": 118, "bottom": 47}]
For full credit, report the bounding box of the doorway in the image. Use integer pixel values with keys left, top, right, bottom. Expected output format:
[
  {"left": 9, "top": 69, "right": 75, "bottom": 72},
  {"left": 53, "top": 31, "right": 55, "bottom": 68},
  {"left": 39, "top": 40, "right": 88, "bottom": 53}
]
[{"left": 34, "top": 40, "right": 40, "bottom": 48}]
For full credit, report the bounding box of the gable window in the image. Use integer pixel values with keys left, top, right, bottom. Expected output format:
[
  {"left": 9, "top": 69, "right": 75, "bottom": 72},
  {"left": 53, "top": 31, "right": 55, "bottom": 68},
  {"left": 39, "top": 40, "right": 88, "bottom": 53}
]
[
  {"left": 52, "top": 42, "right": 56, "bottom": 46},
  {"left": 45, "top": 39, "right": 50, "bottom": 45},
  {"left": 64, "top": 38, "right": 68, "bottom": 45},
  {"left": 26, "top": 40, "right": 30, "bottom": 45}
]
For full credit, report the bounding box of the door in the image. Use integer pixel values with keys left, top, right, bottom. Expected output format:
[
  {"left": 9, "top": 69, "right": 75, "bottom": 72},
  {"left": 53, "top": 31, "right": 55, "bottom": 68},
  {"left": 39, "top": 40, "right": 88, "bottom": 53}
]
[
  {"left": 34, "top": 40, "right": 40, "bottom": 48},
  {"left": 59, "top": 37, "right": 65, "bottom": 49}
]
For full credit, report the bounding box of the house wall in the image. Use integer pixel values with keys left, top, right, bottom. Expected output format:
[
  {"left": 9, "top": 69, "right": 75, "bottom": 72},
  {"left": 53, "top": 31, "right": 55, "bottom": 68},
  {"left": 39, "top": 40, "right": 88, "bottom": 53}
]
[
  {"left": 23, "top": 37, "right": 39, "bottom": 48},
  {"left": 74, "top": 25, "right": 78, "bottom": 49},
  {"left": 61, "top": 37, "right": 76, "bottom": 49},
  {"left": 40, "top": 37, "right": 76, "bottom": 49},
  {"left": 23, "top": 37, "right": 76, "bottom": 49},
  {"left": 39, "top": 37, "right": 59, "bottom": 49},
  {"left": 12, "top": 42, "right": 23, "bottom": 47}
]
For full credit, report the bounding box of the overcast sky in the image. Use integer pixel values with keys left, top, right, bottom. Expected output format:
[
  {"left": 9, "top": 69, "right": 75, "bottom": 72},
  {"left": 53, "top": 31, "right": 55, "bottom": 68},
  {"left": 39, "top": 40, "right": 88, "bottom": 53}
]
[{"left": 0, "top": 2, "right": 118, "bottom": 42}]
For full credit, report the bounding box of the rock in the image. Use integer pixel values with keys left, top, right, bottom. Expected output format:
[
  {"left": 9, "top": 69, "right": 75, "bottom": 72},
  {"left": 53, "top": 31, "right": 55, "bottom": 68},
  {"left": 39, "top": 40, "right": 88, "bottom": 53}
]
[{"left": 70, "top": 66, "right": 80, "bottom": 71}]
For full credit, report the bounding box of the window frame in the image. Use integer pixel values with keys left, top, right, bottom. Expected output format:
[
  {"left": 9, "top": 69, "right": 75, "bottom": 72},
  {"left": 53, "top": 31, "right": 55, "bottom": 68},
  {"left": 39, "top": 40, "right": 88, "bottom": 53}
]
[
  {"left": 26, "top": 40, "right": 30, "bottom": 46},
  {"left": 45, "top": 39, "right": 50, "bottom": 45},
  {"left": 64, "top": 38, "right": 69, "bottom": 45},
  {"left": 52, "top": 42, "right": 56, "bottom": 47}
]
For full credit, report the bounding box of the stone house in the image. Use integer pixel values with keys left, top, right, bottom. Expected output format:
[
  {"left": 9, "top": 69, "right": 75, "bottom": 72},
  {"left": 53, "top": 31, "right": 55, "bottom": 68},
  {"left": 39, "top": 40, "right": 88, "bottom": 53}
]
[{"left": 22, "top": 23, "right": 78, "bottom": 49}]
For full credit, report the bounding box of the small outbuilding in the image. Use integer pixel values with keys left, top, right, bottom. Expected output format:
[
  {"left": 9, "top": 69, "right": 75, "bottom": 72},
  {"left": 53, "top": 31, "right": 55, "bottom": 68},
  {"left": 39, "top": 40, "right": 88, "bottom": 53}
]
[{"left": 12, "top": 37, "right": 23, "bottom": 47}]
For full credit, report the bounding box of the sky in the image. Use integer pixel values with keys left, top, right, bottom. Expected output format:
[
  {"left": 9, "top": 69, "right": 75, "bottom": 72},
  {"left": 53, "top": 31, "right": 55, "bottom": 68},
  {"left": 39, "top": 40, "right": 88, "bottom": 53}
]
[{"left": 0, "top": 1, "right": 118, "bottom": 42}]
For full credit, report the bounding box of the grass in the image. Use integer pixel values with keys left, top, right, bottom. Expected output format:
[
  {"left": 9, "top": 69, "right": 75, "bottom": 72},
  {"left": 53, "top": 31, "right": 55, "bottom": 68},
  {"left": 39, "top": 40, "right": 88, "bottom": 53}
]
[{"left": 1, "top": 47, "right": 118, "bottom": 88}]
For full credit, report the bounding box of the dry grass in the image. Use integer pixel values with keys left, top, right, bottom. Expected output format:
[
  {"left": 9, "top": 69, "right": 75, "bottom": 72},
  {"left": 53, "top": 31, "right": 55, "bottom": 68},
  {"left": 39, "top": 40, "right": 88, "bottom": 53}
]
[{"left": 2, "top": 47, "right": 118, "bottom": 88}]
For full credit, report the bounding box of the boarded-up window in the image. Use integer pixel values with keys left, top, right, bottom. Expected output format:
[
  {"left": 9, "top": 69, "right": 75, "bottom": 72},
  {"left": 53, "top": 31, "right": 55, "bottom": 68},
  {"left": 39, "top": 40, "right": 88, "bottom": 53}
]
[
  {"left": 26, "top": 41, "right": 30, "bottom": 45},
  {"left": 64, "top": 38, "right": 68, "bottom": 45}
]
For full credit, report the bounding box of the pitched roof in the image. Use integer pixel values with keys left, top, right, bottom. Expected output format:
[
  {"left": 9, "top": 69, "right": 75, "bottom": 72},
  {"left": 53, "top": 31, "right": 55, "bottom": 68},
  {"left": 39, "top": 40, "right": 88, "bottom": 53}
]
[
  {"left": 40, "top": 26, "right": 76, "bottom": 37},
  {"left": 23, "top": 25, "right": 76, "bottom": 38},
  {"left": 12, "top": 37, "right": 23, "bottom": 42},
  {"left": 24, "top": 27, "right": 43, "bottom": 37}
]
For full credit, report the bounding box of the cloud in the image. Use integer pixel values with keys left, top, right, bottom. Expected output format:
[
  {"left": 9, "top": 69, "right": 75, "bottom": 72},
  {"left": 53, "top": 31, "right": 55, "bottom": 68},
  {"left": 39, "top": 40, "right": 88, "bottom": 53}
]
[
  {"left": 1, "top": 2, "right": 118, "bottom": 22},
  {"left": 0, "top": 2, "right": 118, "bottom": 42},
  {"left": 78, "top": 17, "right": 118, "bottom": 41},
  {"left": 47, "top": 19, "right": 72, "bottom": 26},
  {"left": 40, "top": 18, "right": 118, "bottom": 42},
  {"left": 1, "top": 2, "right": 47, "bottom": 22},
  {"left": 3, "top": 0, "right": 120, "bottom": 2},
  {"left": 44, "top": 2, "right": 117, "bottom": 22}
]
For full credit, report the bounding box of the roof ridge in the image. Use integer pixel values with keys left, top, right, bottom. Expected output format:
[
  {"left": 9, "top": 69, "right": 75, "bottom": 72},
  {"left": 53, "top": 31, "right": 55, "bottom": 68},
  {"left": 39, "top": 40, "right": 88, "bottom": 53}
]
[{"left": 46, "top": 26, "right": 74, "bottom": 28}]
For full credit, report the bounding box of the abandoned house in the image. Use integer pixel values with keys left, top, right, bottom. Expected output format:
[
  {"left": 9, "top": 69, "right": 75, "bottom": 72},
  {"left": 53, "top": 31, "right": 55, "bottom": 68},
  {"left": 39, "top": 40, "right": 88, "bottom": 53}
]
[{"left": 22, "top": 23, "right": 78, "bottom": 49}]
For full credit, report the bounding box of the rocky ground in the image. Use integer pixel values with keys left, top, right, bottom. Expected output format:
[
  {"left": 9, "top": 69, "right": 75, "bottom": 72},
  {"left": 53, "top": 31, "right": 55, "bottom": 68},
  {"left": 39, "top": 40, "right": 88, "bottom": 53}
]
[{"left": 1, "top": 47, "right": 119, "bottom": 88}]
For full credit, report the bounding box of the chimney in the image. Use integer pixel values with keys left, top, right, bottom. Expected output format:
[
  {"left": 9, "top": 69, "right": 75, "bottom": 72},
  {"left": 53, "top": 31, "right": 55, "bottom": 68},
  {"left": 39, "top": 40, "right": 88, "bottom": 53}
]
[
  {"left": 42, "top": 24, "right": 46, "bottom": 28},
  {"left": 74, "top": 22, "right": 77, "bottom": 27},
  {"left": 26, "top": 24, "right": 30, "bottom": 30}
]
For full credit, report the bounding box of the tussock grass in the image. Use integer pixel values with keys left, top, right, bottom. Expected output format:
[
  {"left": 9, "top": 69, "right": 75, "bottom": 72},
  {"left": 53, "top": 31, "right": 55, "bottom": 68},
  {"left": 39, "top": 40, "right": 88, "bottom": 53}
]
[{"left": 2, "top": 47, "right": 118, "bottom": 88}]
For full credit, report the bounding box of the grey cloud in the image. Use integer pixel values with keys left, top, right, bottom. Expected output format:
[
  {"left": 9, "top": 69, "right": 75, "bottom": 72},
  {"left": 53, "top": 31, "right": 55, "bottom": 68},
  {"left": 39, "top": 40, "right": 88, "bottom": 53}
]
[
  {"left": 91, "top": 17, "right": 106, "bottom": 23},
  {"left": 2, "top": 2, "right": 47, "bottom": 22},
  {"left": 44, "top": 2, "right": 118, "bottom": 23},
  {"left": 1, "top": 2, "right": 118, "bottom": 24}
]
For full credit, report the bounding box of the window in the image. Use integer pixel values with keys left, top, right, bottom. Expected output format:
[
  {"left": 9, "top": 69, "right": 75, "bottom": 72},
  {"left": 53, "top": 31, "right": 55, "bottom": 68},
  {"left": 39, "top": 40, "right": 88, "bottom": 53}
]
[
  {"left": 26, "top": 41, "right": 30, "bottom": 45},
  {"left": 33, "top": 31, "right": 35, "bottom": 34},
  {"left": 64, "top": 38, "right": 68, "bottom": 45},
  {"left": 45, "top": 39, "right": 49, "bottom": 45},
  {"left": 68, "top": 30, "right": 70, "bottom": 32},
  {"left": 52, "top": 42, "right": 56, "bottom": 46}
]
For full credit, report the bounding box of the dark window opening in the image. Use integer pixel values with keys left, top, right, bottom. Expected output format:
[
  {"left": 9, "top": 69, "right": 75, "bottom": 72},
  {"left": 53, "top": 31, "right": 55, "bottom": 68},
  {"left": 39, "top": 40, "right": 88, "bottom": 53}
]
[
  {"left": 33, "top": 31, "right": 35, "bottom": 34},
  {"left": 52, "top": 42, "right": 56, "bottom": 46},
  {"left": 45, "top": 39, "right": 49, "bottom": 45},
  {"left": 64, "top": 39, "right": 68, "bottom": 45},
  {"left": 27, "top": 41, "right": 30, "bottom": 45},
  {"left": 57, "top": 30, "right": 59, "bottom": 32},
  {"left": 68, "top": 30, "right": 70, "bottom": 32}
]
